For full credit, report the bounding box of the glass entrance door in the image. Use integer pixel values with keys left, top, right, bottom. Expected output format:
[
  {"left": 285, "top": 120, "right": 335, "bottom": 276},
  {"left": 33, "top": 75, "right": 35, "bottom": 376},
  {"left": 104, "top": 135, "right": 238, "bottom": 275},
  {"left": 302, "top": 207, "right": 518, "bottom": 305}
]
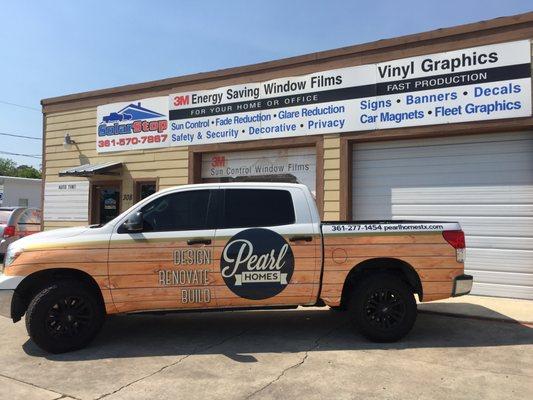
[{"left": 93, "top": 184, "right": 121, "bottom": 224}]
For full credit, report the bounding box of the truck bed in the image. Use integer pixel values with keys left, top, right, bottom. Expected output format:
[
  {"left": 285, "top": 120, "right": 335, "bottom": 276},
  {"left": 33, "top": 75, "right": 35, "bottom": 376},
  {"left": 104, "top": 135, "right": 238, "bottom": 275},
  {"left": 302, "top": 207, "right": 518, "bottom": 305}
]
[{"left": 319, "top": 219, "right": 464, "bottom": 304}]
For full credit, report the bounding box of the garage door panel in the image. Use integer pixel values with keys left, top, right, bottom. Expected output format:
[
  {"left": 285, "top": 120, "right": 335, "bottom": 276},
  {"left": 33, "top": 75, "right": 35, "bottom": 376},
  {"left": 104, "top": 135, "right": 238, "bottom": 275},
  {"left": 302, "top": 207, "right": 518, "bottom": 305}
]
[
  {"left": 466, "top": 249, "right": 533, "bottom": 273},
  {"left": 354, "top": 186, "right": 533, "bottom": 201},
  {"left": 355, "top": 159, "right": 533, "bottom": 180},
  {"left": 466, "top": 270, "right": 533, "bottom": 287},
  {"left": 393, "top": 204, "right": 533, "bottom": 217},
  {"left": 352, "top": 132, "right": 533, "bottom": 299},
  {"left": 464, "top": 236, "right": 533, "bottom": 251},
  {"left": 355, "top": 172, "right": 533, "bottom": 188},
  {"left": 357, "top": 131, "right": 533, "bottom": 150},
  {"left": 394, "top": 216, "right": 533, "bottom": 237},
  {"left": 355, "top": 145, "right": 533, "bottom": 163},
  {"left": 390, "top": 186, "right": 533, "bottom": 204},
  {"left": 471, "top": 282, "right": 533, "bottom": 300}
]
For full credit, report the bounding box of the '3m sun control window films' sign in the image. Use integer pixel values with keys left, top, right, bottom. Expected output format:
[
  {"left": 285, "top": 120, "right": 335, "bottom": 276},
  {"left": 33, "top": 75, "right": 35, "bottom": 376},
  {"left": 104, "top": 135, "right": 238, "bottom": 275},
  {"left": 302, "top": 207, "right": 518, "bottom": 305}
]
[
  {"left": 97, "top": 41, "right": 531, "bottom": 152},
  {"left": 201, "top": 147, "right": 317, "bottom": 192},
  {"left": 96, "top": 97, "right": 169, "bottom": 153}
]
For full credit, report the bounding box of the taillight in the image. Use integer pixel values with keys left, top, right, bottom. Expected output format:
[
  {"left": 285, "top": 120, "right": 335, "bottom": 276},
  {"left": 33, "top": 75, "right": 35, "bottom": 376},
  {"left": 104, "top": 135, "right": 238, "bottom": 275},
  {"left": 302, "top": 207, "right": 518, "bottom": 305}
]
[
  {"left": 443, "top": 230, "right": 466, "bottom": 263},
  {"left": 3, "top": 225, "right": 16, "bottom": 238},
  {"left": 443, "top": 230, "right": 465, "bottom": 249}
]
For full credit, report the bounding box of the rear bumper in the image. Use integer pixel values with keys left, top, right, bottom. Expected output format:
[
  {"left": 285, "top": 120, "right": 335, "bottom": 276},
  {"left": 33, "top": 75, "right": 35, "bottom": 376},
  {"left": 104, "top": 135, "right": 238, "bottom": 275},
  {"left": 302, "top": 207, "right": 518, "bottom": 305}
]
[{"left": 452, "top": 274, "right": 473, "bottom": 297}]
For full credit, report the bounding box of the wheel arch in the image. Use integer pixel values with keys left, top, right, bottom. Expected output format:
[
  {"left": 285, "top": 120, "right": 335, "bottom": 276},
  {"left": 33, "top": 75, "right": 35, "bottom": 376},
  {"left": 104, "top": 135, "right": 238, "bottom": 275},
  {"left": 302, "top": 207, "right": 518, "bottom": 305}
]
[
  {"left": 339, "top": 258, "right": 423, "bottom": 309},
  {"left": 12, "top": 268, "right": 105, "bottom": 322}
]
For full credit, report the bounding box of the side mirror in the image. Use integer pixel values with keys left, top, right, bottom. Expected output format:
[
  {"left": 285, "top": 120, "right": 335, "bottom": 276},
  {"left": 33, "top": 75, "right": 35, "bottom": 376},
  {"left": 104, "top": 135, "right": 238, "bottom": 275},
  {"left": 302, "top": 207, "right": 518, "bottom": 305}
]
[{"left": 122, "top": 211, "right": 143, "bottom": 232}]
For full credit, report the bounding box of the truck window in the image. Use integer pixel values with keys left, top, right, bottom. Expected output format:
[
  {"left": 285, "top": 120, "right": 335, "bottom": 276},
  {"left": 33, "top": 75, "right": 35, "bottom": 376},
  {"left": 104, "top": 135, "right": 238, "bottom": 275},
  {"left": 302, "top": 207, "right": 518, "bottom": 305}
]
[
  {"left": 140, "top": 190, "right": 214, "bottom": 232},
  {"left": 222, "top": 189, "right": 295, "bottom": 228}
]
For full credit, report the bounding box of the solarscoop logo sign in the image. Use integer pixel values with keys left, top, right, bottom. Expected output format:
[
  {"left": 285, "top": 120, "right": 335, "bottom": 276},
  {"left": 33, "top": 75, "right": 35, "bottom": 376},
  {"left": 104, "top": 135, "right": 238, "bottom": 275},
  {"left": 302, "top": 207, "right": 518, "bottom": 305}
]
[{"left": 220, "top": 228, "right": 294, "bottom": 300}]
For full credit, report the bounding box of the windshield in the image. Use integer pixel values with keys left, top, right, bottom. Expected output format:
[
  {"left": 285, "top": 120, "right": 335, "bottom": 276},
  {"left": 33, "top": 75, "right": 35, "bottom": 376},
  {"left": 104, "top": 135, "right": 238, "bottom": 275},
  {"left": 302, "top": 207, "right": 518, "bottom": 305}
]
[{"left": 0, "top": 210, "right": 12, "bottom": 224}]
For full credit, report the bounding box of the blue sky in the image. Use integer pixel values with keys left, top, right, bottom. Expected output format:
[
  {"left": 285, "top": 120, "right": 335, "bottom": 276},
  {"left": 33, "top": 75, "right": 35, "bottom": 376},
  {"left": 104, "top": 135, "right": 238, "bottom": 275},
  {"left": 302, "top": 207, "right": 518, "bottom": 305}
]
[{"left": 0, "top": 0, "right": 531, "bottom": 169}]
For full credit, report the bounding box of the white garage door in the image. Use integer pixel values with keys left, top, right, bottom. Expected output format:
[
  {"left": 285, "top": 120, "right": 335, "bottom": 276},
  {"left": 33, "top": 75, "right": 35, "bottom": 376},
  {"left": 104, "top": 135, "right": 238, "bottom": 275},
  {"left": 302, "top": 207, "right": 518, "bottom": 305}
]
[{"left": 352, "top": 131, "right": 533, "bottom": 299}]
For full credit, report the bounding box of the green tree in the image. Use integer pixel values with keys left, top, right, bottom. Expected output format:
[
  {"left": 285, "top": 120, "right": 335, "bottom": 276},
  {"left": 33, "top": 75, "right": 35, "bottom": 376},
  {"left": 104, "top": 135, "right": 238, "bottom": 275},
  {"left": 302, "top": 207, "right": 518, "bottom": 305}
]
[
  {"left": 16, "top": 164, "right": 41, "bottom": 179},
  {"left": 0, "top": 158, "right": 41, "bottom": 179},
  {"left": 0, "top": 158, "right": 17, "bottom": 176}
]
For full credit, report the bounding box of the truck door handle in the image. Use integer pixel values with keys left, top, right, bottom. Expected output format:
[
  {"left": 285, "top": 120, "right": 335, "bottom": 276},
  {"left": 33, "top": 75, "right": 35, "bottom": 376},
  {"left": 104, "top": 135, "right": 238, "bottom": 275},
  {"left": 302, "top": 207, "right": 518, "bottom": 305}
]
[
  {"left": 289, "top": 236, "right": 313, "bottom": 242},
  {"left": 187, "top": 238, "right": 212, "bottom": 245}
]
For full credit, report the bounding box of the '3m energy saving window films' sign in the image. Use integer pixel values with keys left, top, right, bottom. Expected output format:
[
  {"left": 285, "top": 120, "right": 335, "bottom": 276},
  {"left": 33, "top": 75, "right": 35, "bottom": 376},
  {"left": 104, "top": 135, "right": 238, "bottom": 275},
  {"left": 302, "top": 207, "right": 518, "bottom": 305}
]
[{"left": 96, "top": 40, "right": 531, "bottom": 152}]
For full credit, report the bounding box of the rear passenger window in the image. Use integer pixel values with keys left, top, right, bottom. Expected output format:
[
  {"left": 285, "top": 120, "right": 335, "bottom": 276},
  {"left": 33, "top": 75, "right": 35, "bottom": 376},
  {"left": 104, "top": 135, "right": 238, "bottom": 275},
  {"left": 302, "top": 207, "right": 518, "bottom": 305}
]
[{"left": 222, "top": 189, "right": 295, "bottom": 228}]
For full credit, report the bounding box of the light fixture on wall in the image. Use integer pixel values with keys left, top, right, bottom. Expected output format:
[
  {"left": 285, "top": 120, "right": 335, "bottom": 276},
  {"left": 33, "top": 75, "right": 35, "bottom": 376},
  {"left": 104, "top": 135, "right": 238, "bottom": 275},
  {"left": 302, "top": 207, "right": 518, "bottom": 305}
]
[{"left": 63, "top": 133, "right": 76, "bottom": 150}]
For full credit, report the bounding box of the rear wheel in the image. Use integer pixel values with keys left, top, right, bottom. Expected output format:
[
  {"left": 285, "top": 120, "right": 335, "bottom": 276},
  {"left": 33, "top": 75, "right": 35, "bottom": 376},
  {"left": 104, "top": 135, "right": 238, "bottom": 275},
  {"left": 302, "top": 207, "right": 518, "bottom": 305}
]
[
  {"left": 25, "top": 280, "right": 104, "bottom": 353},
  {"left": 348, "top": 273, "right": 417, "bottom": 342}
]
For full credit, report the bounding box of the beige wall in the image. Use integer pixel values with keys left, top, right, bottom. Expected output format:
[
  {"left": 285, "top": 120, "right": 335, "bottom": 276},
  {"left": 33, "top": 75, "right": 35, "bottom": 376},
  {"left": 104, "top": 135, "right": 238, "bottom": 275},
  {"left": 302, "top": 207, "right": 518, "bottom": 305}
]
[
  {"left": 322, "top": 134, "right": 341, "bottom": 220},
  {"left": 43, "top": 110, "right": 341, "bottom": 229},
  {"left": 43, "top": 108, "right": 190, "bottom": 229}
]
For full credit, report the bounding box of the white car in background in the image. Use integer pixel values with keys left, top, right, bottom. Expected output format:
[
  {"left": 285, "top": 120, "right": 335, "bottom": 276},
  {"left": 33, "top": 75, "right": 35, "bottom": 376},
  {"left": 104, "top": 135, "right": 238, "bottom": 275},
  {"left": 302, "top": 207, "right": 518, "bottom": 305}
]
[{"left": 0, "top": 207, "right": 42, "bottom": 259}]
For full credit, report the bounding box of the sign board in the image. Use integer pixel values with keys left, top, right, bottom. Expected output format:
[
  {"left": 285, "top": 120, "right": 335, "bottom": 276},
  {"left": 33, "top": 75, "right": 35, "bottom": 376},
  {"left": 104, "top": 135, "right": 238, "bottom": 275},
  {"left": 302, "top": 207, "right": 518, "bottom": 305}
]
[
  {"left": 43, "top": 181, "right": 89, "bottom": 221},
  {"left": 96, "top": 97, "right": 169, "bottom": 153},
  {"left": 201, "top": 147, "right": 316, "bottom": 192},
  {"left": 97, "top": 40, "right": 531, "bottom": 153}
]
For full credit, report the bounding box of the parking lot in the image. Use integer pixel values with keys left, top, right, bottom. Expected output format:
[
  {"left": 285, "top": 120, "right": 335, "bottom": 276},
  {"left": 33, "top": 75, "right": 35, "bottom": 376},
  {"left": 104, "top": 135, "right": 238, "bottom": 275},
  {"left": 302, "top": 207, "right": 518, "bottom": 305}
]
[{"left": 1, "top": 308, "right": 532, "bottom": 400}]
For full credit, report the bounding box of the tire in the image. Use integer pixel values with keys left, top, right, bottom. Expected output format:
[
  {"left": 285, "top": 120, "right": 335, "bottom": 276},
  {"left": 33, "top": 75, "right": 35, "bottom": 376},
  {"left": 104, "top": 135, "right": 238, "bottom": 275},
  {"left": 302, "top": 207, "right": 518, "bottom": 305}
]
[
  {"left": 348, "top": 273, "right": 417, "bottom": 342},
  {"left": 25, "top": 280, "right": 105, "bottom": 353}
]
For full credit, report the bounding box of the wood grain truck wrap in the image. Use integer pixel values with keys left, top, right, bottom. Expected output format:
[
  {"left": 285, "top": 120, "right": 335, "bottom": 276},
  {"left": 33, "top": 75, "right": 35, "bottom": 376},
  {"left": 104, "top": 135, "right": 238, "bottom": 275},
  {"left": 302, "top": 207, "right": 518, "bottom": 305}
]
[{"left": 0, "top": 183, "right": 472, "bottom": 353}]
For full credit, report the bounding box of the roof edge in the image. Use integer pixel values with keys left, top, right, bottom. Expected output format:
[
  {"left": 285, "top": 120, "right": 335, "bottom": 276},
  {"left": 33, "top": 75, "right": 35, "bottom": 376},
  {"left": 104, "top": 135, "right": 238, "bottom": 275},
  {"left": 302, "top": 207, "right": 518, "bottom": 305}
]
[
  {"left": 41, "top": 11, "right": 533, "bottom": 107},
  {"left": 0, "top": 175, "right": 42, "bottom": 182}
]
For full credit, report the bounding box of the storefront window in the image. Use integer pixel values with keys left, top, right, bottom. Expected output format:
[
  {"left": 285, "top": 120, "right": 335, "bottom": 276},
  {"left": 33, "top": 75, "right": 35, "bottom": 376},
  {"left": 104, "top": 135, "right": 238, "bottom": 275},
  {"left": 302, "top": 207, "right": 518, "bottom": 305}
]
[{"left": 136, "top": 181, "right": 157, "bottom": 202}]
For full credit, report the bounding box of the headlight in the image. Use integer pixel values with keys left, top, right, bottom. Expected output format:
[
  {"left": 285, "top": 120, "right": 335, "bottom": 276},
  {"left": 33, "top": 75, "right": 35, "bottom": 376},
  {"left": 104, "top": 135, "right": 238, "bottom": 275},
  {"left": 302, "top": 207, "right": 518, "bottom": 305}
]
[{"left": 3, "top": 244, "right": 22, "bottom": 271}]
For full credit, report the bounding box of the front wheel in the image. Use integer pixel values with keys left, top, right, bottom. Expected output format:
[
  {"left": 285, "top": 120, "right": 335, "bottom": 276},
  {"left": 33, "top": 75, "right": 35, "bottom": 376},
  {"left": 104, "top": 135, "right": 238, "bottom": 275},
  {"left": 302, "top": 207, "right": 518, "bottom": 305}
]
[
  {"left": 348, "top": 273, "right": 417, "bottom": 342},
  {"left": 25, "top": 280, "right": 105, "bottom": 353}
]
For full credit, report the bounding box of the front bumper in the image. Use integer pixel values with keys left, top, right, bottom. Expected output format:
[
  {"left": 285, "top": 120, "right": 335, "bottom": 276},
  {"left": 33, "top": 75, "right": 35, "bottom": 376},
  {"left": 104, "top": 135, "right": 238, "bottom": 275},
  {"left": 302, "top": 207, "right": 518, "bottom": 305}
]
[
  {"left": 0, "top": 289, "right": 14, "bottom": 318},
  {"left": 0, "top": 275, "right": 24, "bottom": 319},
  {"left": 452, "top": 274, "right": 473, "bottom": 297}
]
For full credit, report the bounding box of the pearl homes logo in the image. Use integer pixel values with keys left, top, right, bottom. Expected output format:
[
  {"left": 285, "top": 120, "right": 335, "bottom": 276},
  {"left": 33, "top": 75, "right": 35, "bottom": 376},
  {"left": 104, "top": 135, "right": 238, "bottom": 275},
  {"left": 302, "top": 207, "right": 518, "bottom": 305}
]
[{"left": 221, "top": 228, "right": 294, "bottom": 300}]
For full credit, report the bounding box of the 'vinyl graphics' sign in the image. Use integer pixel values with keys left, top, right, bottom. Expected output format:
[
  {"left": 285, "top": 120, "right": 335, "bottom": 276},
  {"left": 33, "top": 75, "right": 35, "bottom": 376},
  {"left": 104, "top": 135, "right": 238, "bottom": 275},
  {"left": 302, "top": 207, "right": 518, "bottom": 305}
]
[{"left": 97, "top": 40, "right": 531, "bottom": 153}]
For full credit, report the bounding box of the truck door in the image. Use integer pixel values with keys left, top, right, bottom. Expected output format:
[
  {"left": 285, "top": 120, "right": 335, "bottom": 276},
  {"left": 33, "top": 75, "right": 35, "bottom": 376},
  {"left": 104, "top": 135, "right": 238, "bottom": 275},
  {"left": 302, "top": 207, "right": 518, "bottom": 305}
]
[
  {"left": 108, "top": 188, "right": 218, "bottom": 313},
  {"left": 214, "top": 187, "right": 320, "bottom": 308}
]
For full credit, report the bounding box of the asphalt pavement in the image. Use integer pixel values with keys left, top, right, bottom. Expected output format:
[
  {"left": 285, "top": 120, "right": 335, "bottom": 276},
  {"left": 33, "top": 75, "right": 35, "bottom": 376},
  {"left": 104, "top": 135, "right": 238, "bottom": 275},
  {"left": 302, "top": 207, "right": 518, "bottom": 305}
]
[{"left": 0, "top": 307, "right": 532, "bottom": 400}]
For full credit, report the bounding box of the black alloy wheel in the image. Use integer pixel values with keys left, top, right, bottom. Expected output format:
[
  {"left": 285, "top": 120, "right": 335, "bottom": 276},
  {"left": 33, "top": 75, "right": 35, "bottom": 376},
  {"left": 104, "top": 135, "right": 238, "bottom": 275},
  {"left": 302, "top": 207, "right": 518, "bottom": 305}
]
[
  {"left": 363, "top": 288, "right": 406, "bottom": 330},
  {"left": 26, "top": 280, "right": 105, "bottom": 353},
  {"left": 348, "top": 273, "right": 417, "bottom": 342},
  {"left": 45, "top": 295, "right": 94, "bottom": 339}
]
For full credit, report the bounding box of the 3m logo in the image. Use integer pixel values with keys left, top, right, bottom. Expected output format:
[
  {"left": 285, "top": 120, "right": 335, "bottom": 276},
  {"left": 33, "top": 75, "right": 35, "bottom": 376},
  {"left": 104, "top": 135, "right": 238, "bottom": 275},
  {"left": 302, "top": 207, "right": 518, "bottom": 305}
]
[
  {"left": 173, "top": 95, "right": 190, "bottom": 107},
  {"left": 211, "top": 156, "right": 226, "bottom": 167}
]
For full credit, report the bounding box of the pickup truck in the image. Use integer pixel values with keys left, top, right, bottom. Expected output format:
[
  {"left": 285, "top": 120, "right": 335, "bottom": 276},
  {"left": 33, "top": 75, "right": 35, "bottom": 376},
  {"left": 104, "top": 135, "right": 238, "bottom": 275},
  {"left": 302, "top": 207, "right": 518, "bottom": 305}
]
[{"left": 0, "top": 183, "right": 472, "bottom": 353}]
